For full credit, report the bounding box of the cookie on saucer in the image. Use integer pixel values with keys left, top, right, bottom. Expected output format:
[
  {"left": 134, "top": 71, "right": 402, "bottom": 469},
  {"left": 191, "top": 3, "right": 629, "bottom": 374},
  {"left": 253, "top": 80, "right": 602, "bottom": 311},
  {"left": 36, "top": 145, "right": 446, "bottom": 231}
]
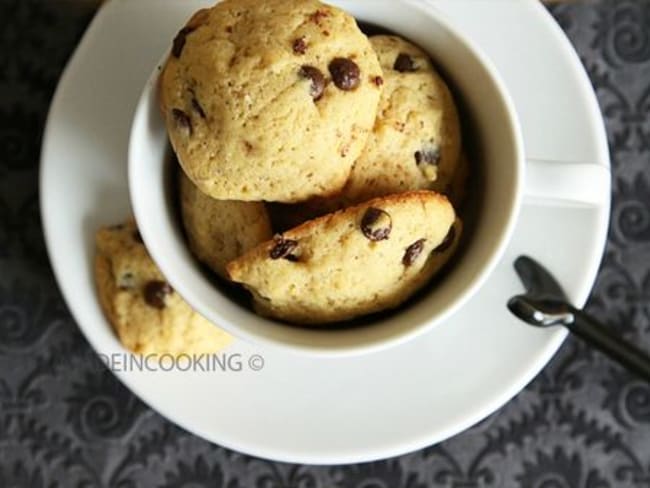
[{"left": 95, "top": 220, "right": 233, "bottom": 355}]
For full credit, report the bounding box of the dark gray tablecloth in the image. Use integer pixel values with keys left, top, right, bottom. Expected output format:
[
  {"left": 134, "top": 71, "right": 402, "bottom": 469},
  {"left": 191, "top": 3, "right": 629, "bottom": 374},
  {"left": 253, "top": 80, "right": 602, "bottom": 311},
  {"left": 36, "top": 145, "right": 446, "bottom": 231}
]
[{"left": 2, "top": 0, "right": 649, "bottom": 485}]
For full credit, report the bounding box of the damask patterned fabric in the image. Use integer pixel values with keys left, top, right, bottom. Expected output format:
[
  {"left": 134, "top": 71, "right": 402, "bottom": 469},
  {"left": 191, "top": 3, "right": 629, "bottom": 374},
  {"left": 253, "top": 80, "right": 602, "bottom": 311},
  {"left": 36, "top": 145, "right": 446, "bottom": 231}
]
[{"left": 1, "top": 0, "right": 649, "bottom": 486}]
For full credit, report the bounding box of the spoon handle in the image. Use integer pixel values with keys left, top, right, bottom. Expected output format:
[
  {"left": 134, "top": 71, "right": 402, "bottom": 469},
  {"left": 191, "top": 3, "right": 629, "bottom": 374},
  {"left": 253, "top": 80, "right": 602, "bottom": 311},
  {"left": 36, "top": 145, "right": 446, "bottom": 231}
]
[{"left": 568, "top": 306, "right": 650, "bottom": 381}]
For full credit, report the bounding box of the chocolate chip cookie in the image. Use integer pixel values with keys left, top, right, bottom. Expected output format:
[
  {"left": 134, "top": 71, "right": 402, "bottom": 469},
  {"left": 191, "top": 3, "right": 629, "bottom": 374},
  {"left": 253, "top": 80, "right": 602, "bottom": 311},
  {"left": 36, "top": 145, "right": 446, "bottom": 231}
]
[
  {"left": 342, "top": 35, "right": 462, "bottom": 204},
  {"left": 226, "top": 191, "right": 461, "bottom": 324},
  {"left": 95, "top": 220, "right": 232, "bottom": 355},
  {"left": 266, "top": 34, "right": 465, "bottom": 229},
  {"left": 179, "top": 171, "right": 273, "bottom": 278},
  {"left": 160, "top": 0, "right": 383, "bottom": 202}
]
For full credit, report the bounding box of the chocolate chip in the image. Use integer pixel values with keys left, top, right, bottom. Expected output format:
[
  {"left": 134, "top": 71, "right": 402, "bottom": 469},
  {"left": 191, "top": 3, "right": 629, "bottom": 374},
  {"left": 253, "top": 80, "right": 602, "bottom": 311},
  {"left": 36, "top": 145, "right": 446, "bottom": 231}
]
[
  {"left": 329, "top": 58, "right": 361, "bottom": 91},
  {"left": 433, "top": 226, "right": 456, "bottom": 254},
  {"left": 415, "top": 147, "right": 440, "bottom": 166},
  {"left": 270, "top": 236, "right": 299, "bottom": 260},
  {"left": 191, "top": 98, "right": 206, "bottom": 118},
  {"left": 172, "top": 108, "right": 192, "bottom": 136},
  {"left": 361, "top": 208, "right": 392, "bottom": 242},
  {"left": 403, "top": 239, "right": 427, "bottom": 267},
  {"left": 172, "top": 26, "right": 195, "bottom": 58},
  {"left": 144, "top": 281, "right": 173, "bottom": 309},
  {"left": 133, "top": 230, "right": 143, "bottom": 243},
  {"left": 309, "top": 9, "right": 329, "bottom": 25},
  {"left": 394, "top": 53, "right": 418, "bottom": 72},
  {"left": 299, "top": 66, "right": 326, "bottom": 101},
  {"left": 118, "top": 272, "right": 136, "bottom": 290},
  {"left": 373, "top": 76, "right": 384, "bottom": 87},
  {"left": 293, "top": 37, "right": 308, "bottom": 55}
]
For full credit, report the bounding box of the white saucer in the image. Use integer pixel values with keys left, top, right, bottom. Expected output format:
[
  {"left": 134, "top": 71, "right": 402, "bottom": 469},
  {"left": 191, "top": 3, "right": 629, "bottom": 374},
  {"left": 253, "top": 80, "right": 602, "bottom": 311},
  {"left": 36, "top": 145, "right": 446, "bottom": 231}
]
[{"left": 40, "top": 0, "right": 610, "bottom": 464}]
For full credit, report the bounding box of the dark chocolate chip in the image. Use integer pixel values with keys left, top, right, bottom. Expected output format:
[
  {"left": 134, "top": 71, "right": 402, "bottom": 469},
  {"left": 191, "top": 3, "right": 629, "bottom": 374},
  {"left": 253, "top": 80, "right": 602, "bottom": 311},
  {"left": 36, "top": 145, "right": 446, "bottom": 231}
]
[
  {"left": 299, "top": 66, "right": 326, "bottom": 101},
  {"left": 329, "top": 58, "right": 361, "bottom": 91},
  {"left": 361, "top": 207, "right": 392, "bottom": 242},
  {"left": 433, "top": 225, "right": 456, "bottom": 254},
  {"left": 270, "top": 236, "right": 299, "bottom": 260},
  {"left": 144, "top": 281, "right": 173, "bottom": 309},
  {"left": 394, "top": 53, "right": 418, "bottom": 72},
  {"left": 403, "top": 239, "right": 427, "bottom": 267},
  {"left": 373, "top": 76, "right": 384, "bottom": 86},
  {"left": 191, "top": 98, "right": 206, "bottom": 118},
  {"left": 172, "top": 26, "right": 195, "bottom": 58},
  {"left": 293, "top": 37, "right": 308, "bottom": 55},
  {"left": 172, "top": 108, "right": 192, "bottom": 136},
  {"left": 133, "top": 230, "right": 143, "bottom": 243},
  {"left": 415, "top": 147, "right": 440, "bottom": 166}
]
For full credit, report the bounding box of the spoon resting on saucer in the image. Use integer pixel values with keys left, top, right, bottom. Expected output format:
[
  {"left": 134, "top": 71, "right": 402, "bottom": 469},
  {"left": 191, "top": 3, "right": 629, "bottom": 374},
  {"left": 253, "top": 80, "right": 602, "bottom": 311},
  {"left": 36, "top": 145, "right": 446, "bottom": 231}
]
[{"left": 508, "top": 256, "right": 650, "bottom": 382}]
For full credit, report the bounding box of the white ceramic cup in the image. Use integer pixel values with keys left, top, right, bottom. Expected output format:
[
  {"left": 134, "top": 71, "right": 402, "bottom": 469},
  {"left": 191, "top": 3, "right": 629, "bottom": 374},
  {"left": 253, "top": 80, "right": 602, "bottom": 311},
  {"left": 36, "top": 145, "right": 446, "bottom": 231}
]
[{"left": 129, "top": 0, "right": 608, "bottom": 356}]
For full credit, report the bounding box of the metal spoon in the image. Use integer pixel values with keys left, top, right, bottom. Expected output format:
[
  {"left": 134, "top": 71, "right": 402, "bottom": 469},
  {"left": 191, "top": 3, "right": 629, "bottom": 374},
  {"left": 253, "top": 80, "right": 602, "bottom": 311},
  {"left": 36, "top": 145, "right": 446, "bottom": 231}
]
[{"left": 508, "top": 256, "right": 650, "bottom": 382}]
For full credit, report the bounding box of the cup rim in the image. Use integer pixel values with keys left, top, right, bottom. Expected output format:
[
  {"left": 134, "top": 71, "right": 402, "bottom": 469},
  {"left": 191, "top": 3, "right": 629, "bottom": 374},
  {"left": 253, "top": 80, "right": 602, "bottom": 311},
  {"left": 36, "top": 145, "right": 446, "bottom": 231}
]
[{"left": 128, "top": 0, "right": 525, "bottom": 357}]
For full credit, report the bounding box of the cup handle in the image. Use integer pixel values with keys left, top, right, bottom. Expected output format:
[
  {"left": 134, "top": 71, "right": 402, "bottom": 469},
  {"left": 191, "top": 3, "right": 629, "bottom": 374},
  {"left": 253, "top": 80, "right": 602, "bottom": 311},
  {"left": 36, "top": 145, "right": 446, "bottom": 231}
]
[{"left": 524, "top": 159, "right": 611, "bottom": 207}]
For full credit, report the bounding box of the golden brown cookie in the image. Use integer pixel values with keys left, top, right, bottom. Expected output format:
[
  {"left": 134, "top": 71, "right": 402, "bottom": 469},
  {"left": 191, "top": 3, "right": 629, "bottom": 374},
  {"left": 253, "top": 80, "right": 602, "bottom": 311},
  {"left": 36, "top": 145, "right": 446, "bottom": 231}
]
[
  {"left": 179, "top": 171, "right": 273, "bottom": 278},
  {"left": 95, "top": 220, "right": 233, "bottom": 355},
  {"left": 160, "top": 0, "right": 383, "bottom": 202},
  {"left": 227, "top": 191, "right": 461, "bottom": 324},
  {"left": 266, "top": 35, "right": 465, "bottom": 229},
  {"left": 342, "top": 35, "right": 462, "bottom": 204},
  {"left": 435, "top": 151, "right": 470, "bottom": 209}
]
